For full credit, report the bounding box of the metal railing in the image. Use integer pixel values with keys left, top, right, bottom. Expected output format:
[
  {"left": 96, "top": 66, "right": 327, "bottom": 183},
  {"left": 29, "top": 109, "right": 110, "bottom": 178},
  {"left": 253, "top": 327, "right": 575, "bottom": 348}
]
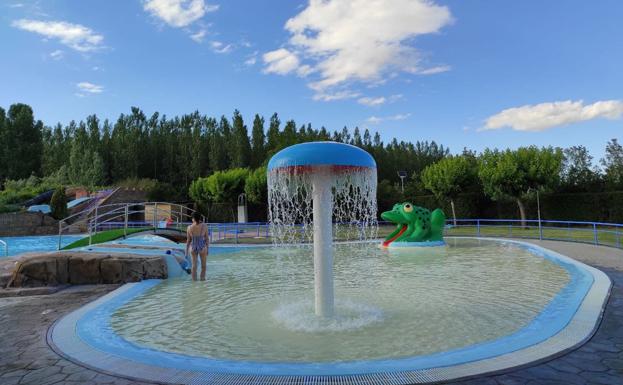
[
  {"left": 209, "top": 219, "right": 623, "bottom": 249},
  {"left": 57, "top": 211, "right": 623, "bottom": 250},
  {"left": 442, "top": 219, "right": 623, "bottom": 249},
  {"left": 0, "top": 239, "right": 7, "bottom": 257},
  {"left": 58, "top": 201, "right": 205, "bottom": 249}
]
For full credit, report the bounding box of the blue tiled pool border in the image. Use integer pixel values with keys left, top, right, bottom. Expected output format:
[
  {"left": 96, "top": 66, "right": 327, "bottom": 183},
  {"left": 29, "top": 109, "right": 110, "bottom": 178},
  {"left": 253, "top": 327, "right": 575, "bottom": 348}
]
[{"left": 73, "top": 240, "right": 591, "bottom": 375}]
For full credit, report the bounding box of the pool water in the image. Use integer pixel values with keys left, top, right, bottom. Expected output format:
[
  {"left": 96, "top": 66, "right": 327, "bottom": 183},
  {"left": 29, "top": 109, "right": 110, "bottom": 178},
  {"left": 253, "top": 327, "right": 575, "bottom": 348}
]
[
  {"left": 0, "top": 235, "right": 83, "bottom": 257},
  {"left": 110, "top": 238, "right": 570, "bottom": 363}
]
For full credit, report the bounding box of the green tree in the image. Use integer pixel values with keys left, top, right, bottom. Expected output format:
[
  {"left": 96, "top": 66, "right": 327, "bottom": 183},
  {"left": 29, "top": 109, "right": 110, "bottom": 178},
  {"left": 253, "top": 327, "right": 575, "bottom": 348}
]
[
  {"left": 68, "top": 121, "right": 105, "bottom": 187},
  {"left": 244, "top": 166, "right": 267, "bottom": 204},
  {"left": 250, "top": 114, "right": 266, "bottom": 168},
  {"left": 41, "top": 123, "right": 69, "bottom": 176},
  {"left": 189, "top": 168, "right": 250, "bottom": 207},
  {"left": 50, "top": 186, "right": 68, "bottom": 219},
  {"left": 231, "top": 110, "right": 251, "bottom": 168},
  {"left": 2, "top": 104, "right": 43, "bottom": 180},
  {"left": 100, "top": 119, "right": 113, "bottom": 183},
  {"left": 266, "top": 113, "right": 281, "bottom": 155},
  {"left": 281, "top": 120, "right": 297, "bottom": 148},
  {"left": 208, "top": 117, "right": 228, "bottom": 171},
  {"left": 561, "top": 145, "right": 600, "bottom": 191},
  {"left": 479, "top": 146, "right": 563, "bottom": 226},
  {"left": 601, "top": 139, "right": 623, "bottom": 190},
  {"left": 0, "top": 107, "right": 6, "bottom": 182},
  {"left": 421, "top": 155, "right": 478, "bottom": 225},
  {"left": 377, "top": 179, "right": 402, "bottom": 214}
]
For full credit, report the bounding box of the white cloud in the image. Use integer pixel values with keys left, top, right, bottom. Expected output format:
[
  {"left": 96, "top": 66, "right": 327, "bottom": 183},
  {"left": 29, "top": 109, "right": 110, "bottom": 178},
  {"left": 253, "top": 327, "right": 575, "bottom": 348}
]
[
  {"left": 12, "top": 19, "right": 104, "bottom": 52},
  {"left": 76, "top": 82, "right": 103, "bottom": 95},
  {"left": 244, "top": 51, "right": 258, "bottom": 66},
  {"left": 357, "top": 94, "right": 403, "bottom": 107},
  {"left": 9, "top": 3, "right": 25, "bottom": 8},
  {"left": 210, "top": 40, "right": 233, "bottom": 54},
  {"left": 49, "top": 50, "right": 64, "bottom": 60},
  {"left": 482, "top": 100, "right": 623, "bottom": 132},
  {"left": 264, "top": 0, "right": 452, "bottom": 99},
  {"left": 313, "top": 90, "right": 360, "bottom": 102},
  {"left": 417, "top": 65, "right": 451, "bottom": 75},
  {"left": 366, "top": 113, "right": 411, "bottom": 124},
  {"left": 143, "top": 0, "right": 218, "bottom": 28},
  {"left": 189, "top": 29, "right": 206, "bottom": 43},
  {"left": 358, "top": 96, "right": 386, "bottom": 106},
  {"left": 263, "top": 48, "right": 301, "bottom": 75}
]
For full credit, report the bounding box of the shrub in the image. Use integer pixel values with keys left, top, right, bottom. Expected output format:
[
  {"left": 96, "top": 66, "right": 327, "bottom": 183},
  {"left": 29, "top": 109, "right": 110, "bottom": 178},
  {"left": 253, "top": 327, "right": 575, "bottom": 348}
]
[
  {"left": 244, "top": 167, "right": 267, "bottom": 204},
  {"left": 0, "top": 204, "right": 21, "bottom": 214},
  {"left": 50, "top": 186, "right": 68, "bottom": 219}
]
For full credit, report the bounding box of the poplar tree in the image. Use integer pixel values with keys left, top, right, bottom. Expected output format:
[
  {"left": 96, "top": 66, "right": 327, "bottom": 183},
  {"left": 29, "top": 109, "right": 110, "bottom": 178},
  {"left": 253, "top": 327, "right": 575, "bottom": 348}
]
[
  {"left": 3, "top": 104, "right": 42, "bottom": 180},
  {"left": 231, "top": 110, "right": 251, "bottom": 168},
  {"left": 250, "top": 114, "right": 266, "bottom": 168},
  {"left": 266, "top": 113, "right": 281, "bottom": 155}
]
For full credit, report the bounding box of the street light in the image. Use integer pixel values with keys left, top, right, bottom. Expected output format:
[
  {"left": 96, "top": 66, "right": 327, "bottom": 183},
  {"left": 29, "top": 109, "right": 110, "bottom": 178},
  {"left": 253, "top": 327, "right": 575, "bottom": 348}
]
[
  {"left": 397, "top": 171, "right": 407, "bottom": 194},
  {"left": 527, "top": 187, "right": 542, "bottom": 241}
]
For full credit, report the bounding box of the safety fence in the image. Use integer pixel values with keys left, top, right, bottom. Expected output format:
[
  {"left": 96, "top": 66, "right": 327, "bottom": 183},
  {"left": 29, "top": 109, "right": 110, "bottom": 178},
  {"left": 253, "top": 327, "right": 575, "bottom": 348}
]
[
  {"left": 443, "top": 219, "right": 623, "bottom": 249},
  {"left": 50, "top": 203, "right": 623, "bottom": 249},
  {"left": 169, "top": 219, "right": 623, "bottom": 249}
]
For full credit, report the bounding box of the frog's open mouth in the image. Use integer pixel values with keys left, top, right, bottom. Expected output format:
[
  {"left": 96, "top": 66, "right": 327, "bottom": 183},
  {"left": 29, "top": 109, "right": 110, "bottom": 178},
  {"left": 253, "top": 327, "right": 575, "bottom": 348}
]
[{"left": 382, "top": 224, "right": 407, "bottom": 247}]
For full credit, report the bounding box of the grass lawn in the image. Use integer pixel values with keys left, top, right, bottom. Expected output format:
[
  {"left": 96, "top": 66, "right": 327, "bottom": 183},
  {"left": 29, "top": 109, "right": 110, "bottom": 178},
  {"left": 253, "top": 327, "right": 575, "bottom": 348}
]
[
  {"left": 445, "top": 225, "right": 622, "bottom": 248},
  {"left": 61, "top": 223, "right": 623, "bottom": 249},
  {"left": 211, "top": 223, "right": 622, "bottom": 249},
  {"left": 62, "top": 227, "right": 153, "bottom": 250}
]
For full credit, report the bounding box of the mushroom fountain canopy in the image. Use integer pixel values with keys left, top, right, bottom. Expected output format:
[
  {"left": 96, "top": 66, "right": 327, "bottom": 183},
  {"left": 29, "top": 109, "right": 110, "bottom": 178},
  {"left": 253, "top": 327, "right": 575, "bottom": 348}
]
[{"left": 267, "top": 141, "right": 378, "bottom": 245}]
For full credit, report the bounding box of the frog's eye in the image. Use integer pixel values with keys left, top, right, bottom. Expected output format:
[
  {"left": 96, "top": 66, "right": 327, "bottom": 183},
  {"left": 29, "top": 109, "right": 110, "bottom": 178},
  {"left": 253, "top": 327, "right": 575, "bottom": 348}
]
[{"left": 403, "top": 203, "right": 413, "bottom": 213}]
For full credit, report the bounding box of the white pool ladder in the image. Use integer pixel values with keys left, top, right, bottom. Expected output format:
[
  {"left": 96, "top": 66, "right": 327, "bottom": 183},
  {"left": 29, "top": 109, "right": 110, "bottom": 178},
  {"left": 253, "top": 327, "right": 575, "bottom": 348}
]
[{"left": 0, "top": 239, "right": 7, "bottom": 257}]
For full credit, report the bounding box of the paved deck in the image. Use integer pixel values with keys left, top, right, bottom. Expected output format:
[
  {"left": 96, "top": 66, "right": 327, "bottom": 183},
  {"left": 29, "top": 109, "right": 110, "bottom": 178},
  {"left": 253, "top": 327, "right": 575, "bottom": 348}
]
[{"left": 0, "top": 239, "right": 621, "bottom": 385}]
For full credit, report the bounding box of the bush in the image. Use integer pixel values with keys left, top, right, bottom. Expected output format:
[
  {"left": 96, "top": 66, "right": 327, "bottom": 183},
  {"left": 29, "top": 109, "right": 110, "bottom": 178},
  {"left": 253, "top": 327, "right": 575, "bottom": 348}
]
[
  {"left": 116, "top": 178, "right": 159, "bottom": 191},
  {"left": 189, "top": 168, "right": 249, "bottom": 206},
  {"left": 50, "top": 187, "right": 68, "bottom": 219},
  {"left": 147, "top": 181, "right": 182, "bottom": 202},
  {"left": 0, "top": 168, "right": 71, "bottom": 206},
  {"left": 116, "top": 178, "right": 184, "bottom": 202},
  {"left": 244, "top": 167, "right": 267, "bottom": 204},
  {"left": 0, "top": 204, "right": 21, "bottom": 214}
]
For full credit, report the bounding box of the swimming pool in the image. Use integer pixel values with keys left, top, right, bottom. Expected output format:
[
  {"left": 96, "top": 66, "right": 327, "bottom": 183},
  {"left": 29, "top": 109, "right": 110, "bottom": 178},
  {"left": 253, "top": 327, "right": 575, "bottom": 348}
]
[
  {"left": 50, "top": 238, "right": 611, "bottom": 384},
  {"left": 0, "top": 234, "right": 83, "bottom": 257}
]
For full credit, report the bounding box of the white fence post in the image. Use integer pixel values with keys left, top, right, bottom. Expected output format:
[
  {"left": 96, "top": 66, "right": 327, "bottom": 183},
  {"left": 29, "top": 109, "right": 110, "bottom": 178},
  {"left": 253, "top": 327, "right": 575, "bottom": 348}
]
[{"left": 124, "top": 204, "right": 129, "bottom": 237}]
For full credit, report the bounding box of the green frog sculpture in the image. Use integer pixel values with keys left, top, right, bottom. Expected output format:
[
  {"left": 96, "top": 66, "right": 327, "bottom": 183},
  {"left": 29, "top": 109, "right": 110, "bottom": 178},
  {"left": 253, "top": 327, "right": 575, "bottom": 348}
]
[{"left": 381, "top": 202, "right": 446, "bottom": 247}]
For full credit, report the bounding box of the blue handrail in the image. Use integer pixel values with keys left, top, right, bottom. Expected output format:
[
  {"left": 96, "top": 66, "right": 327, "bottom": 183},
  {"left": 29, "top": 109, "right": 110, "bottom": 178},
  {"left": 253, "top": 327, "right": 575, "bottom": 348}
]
[{"left": 81, "top": 218, "right": 623, "bottom": 249}]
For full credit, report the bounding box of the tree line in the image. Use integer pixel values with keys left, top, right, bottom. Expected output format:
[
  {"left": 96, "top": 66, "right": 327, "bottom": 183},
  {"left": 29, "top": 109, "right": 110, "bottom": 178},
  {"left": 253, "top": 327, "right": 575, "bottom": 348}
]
[
  {"left": 0, "top": 103, "right": 447, "bottom": 203},
  {"left": 1, "top": 102, "right": 621, "bottom": 222}
]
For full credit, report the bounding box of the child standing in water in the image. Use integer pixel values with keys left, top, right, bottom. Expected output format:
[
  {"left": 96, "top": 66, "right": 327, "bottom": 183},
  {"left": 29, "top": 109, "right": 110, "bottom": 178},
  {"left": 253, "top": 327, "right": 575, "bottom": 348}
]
[{"left": 186, "top": 212, "right": 209, "bottom": 281}]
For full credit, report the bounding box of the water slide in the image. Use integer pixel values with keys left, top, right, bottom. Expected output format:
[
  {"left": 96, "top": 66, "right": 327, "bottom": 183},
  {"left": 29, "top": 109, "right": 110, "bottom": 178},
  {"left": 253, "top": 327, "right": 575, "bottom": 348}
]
[{"left": 22, "top": 190, "right": 54, "bottom": 207}]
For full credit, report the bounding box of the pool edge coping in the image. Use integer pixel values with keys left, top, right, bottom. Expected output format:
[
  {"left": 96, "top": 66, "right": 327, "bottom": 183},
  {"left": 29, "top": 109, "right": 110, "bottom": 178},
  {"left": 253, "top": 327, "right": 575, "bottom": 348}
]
[{"left": 47, "top": 237, "right": 613, "bottom": 385}]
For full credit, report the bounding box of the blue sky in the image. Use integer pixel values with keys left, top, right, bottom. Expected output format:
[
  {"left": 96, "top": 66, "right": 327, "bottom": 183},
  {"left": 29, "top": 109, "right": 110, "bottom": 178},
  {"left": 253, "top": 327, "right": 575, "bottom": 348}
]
[{"left": 1, "top": 0, "right": 622, "bottom": 160}]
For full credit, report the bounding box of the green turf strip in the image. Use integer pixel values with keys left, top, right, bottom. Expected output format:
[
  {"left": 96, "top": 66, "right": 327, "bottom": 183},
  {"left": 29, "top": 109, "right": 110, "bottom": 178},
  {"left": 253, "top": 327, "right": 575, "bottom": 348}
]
[{"left": 62, "top": 227, "right": 153, "bottom": 250}]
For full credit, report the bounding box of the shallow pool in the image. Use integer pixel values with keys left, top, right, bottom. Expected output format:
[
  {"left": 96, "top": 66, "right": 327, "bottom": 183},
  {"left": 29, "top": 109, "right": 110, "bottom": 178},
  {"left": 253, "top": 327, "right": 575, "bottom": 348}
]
[{"left": 110, "top": 238, "right": 574, "bottom": 363}]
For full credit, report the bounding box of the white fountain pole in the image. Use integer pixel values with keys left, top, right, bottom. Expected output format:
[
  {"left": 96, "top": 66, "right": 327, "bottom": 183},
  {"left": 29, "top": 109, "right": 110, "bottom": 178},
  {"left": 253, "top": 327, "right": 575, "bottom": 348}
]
[{"left": 312, "top": 172, "right": 334, "bottom": 317}]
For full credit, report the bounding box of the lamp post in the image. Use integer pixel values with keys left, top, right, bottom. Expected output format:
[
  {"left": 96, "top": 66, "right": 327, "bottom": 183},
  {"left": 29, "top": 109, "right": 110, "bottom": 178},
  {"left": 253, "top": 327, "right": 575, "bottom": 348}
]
[
  {"left": 528, "top": 187, "right": 542, "bottom": 241},
  {"left": 397, "top": 171, "right": 407, "bottom": 194}
]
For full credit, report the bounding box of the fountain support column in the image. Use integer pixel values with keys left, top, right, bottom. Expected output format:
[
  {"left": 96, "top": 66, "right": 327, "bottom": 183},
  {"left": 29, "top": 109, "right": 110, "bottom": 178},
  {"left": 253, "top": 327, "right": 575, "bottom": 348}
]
[
  {"left": 312, "top": 173, "right": 334, "bottom": 317},
  {"left": 267, "top": 141, "right": 377, "bottom": 319}
]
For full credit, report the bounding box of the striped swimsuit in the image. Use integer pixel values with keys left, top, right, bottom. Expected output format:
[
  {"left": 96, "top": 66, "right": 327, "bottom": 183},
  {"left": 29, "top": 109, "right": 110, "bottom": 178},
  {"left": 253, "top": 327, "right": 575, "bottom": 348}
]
[{"left": 190, "top": 224, "right": 208, "bottom": 253}]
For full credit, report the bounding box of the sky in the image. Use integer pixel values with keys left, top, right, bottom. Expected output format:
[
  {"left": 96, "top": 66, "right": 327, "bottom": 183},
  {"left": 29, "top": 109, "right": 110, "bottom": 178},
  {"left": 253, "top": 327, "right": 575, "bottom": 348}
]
[{"left": 1, "top": 0, "right": 622, "bottom": 160}]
